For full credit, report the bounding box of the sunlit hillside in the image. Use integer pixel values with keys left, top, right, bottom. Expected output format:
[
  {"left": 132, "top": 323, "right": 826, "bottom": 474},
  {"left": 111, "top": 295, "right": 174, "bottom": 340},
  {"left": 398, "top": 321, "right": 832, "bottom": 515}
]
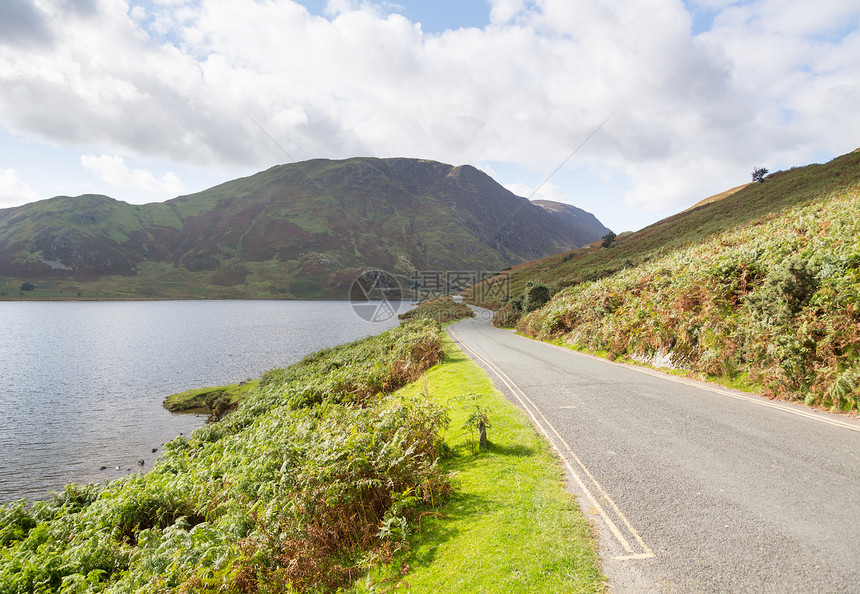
[{"left": 468, "top": 149, "right": 860, "bottom": 411}]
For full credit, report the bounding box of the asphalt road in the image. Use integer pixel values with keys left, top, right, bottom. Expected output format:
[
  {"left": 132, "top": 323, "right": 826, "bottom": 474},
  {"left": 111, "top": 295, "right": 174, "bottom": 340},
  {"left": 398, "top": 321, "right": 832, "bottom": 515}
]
[{"left": 448, "top": 308, "right": 860, "bottom": 593}]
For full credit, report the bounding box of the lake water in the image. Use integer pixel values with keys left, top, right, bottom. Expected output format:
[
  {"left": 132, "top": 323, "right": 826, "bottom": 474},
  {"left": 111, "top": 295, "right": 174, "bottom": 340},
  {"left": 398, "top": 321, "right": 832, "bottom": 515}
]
[{"left": 0, "top": 300, "right": 409, "bottom": 503}]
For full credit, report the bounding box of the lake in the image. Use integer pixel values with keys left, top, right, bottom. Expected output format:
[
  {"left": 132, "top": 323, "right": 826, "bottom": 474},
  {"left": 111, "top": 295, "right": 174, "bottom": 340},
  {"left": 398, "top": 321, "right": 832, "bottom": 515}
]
[{"left": 0, "top": 300, "right": 409, "bottom": 503}]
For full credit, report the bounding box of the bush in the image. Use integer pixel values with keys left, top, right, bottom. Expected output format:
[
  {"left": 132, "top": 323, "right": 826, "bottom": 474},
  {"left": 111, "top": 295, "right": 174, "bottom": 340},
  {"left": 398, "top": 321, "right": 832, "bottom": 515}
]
[
  {"left": 601, "top": 231, "right": 616, "bottom": 248},
  {"left": 748, "top": 256, "right": 818, "bottom": 321},
  {"left": 523, "top": 281, "right": 551, "bottom": 313},
  {"left": 398, "top": 296, "right": 474, "bottom": 323},
  {"left": 0, "top": 502, "right": 36, "bottom": 547}
]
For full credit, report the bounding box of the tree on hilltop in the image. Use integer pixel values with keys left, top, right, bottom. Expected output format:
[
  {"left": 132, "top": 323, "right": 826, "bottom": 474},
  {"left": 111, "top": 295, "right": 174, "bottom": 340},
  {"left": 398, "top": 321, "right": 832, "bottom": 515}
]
[{"left": 752, "top": 167, "right": 769, "bottom": 183}]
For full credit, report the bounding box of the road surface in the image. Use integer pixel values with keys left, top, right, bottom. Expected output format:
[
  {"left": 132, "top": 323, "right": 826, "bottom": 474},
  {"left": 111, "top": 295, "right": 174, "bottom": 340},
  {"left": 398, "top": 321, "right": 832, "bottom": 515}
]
[{"left": 448, "top": 308, "right": 860, "bottom": 592}]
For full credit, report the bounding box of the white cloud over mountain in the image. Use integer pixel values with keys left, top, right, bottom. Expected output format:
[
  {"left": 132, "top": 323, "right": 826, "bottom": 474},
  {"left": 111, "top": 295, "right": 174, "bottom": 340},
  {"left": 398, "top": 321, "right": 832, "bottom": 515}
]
[
  {"left": 81, "top": 154, "right": 186, "bottom": 195},
  {"left": 0, "top": 0, "right": 857, "bottom": 229}
]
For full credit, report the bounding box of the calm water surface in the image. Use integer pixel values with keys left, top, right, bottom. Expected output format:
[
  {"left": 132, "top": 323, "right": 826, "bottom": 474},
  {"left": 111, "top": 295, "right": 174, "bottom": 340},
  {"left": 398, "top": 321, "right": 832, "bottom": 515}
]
[{"left": 0, "top": 300, "right": 408, "bottom": 503}]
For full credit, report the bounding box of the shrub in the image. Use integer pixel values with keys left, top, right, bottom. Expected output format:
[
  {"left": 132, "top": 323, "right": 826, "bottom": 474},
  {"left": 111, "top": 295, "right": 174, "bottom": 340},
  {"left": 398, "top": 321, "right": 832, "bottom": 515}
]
[
  {"left": 522, "top": 280, "right": 551, "bottom": 313},
  {"left": 601, "top": 231, "right": 616, "bottom": 248},
  {"left": 747, "top": 256, "right": 818, "bottom": 321},
  {"left": 0, "top": 502, "right": 36, "bottom": 547},
  {"left": 492, "top": 303, "right": 522, "bottom": 328},
  {"left": 398, "top": 296, "right": 474, "bottom": 323}
]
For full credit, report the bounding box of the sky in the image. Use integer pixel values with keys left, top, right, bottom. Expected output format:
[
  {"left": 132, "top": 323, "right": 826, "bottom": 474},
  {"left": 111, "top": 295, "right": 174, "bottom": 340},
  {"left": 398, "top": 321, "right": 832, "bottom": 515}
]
[{"left": 0, "top": 0, "right": 858, "bottom": 232}]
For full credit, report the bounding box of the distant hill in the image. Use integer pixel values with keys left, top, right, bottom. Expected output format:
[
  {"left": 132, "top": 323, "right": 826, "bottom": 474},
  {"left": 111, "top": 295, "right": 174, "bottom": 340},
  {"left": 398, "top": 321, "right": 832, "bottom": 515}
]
[
  {"left": 531, "top": 200, "right": 610, "bottom": 242},
  {"left": 0, "top": 158, "right": 609, "bottom": 299}
]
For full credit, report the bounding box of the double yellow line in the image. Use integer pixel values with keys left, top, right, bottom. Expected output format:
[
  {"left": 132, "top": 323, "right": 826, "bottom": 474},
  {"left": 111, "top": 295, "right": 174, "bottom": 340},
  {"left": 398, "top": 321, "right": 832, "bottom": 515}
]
[{"left": 448, "top": 326, "right": 655, "bottom": 561}]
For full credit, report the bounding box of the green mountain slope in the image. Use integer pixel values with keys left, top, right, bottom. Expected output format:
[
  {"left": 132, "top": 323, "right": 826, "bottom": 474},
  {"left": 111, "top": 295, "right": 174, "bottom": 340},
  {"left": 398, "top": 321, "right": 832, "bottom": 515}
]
[
  {"left": 468, "top": 149, "right": 860, "bottom": 410},
  {"left": 0, "top": 158, "right": 609, "bottom": 299}
]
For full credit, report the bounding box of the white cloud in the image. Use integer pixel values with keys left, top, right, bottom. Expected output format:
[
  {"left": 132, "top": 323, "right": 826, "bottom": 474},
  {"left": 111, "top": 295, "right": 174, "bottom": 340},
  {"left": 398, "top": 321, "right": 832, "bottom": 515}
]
[
  {"left": 0, "top": 169, "right": 41, "bottom": 207},
  {"left": 504, "top": 181, "right": 570, "bottom": 203},
  {"left": 488, "top": 0, "right": 528, "bottom": 24},
  {"left": 81, "top": 154, "right": 185, "bottom": 196},
  {"left": 504, "top": 182, "right": 533, "bottom": 199},
  {"left": 0, "top": 0, "right": 857, "bottom": 229}
]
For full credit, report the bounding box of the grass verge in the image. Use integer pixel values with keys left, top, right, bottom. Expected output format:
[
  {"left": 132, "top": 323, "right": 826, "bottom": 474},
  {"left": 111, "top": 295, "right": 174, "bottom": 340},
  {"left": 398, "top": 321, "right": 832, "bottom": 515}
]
[{"left": 356, "top": 331, "right": 605, "bottom": 593}]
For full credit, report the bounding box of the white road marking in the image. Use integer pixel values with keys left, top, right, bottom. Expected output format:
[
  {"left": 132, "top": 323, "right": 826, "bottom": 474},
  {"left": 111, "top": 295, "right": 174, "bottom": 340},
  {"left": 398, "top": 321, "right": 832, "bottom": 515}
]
[
  {"left": 449, "top": 327, "right": 655, "bottom": 561},
  {"left": 540, "top": 339, "right": 860, "bottom": 433}
]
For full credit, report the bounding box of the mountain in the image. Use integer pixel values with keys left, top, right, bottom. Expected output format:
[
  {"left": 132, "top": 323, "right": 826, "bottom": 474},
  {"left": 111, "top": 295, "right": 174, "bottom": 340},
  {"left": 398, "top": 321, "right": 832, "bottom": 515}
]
[{"left": 0, "top": 158, "right": 609, "bottom": 299}]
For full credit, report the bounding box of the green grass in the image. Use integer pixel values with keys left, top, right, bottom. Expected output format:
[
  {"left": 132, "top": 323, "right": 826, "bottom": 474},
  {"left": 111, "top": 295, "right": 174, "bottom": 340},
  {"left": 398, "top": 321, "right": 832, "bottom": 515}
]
[
  {"left": 163, "top": 381, "right": 259, "bottom": 414},
  {"left": 356, "top": 334, "right": 604, "bottom": 593}
]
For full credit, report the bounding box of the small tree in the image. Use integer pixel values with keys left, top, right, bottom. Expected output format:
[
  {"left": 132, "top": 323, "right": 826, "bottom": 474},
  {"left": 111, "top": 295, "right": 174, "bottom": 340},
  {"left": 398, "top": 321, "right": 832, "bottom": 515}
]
[
  {"left": 601, "top": 231, "right": 616, "bottom": 248},
  {"left": 752, "top": 166, "right": 769, "bottom": 183},
  {"left": 464, "top": 405, "right": 491, "bottom": 452},
  {"left": 459, "top": 393, "right": 492, "bottom": 452}
]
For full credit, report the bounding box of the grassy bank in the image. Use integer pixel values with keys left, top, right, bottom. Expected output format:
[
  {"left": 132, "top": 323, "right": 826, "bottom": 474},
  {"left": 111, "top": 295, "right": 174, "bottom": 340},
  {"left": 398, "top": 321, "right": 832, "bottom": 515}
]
[
  {"left": 0, "top": 320, "right": 603, "bottom": 592},
  {"left": 356, "top": 333, "right": 604, "bottom": 592},
  {"left": 0, "top": 321, "right": 447, "bottom": 592},
  {"left": 466, "top": 149, "right": 860, "bottom": 313},
  {"left": 469, "top": 150, "right": 860, "bottom": 412},
  {"left": 164, "top": 381, "right": 259, "bottom": 419}
]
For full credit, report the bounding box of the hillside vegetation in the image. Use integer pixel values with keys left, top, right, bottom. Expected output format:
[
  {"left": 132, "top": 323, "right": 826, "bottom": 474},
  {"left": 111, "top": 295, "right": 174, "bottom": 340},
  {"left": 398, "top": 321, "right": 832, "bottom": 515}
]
[
  {"left": 0, "top": 158, "right": 609, "bottom": 300},
  {"left": 470, "top": 149, "right": 860, "bottom": 411}
]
